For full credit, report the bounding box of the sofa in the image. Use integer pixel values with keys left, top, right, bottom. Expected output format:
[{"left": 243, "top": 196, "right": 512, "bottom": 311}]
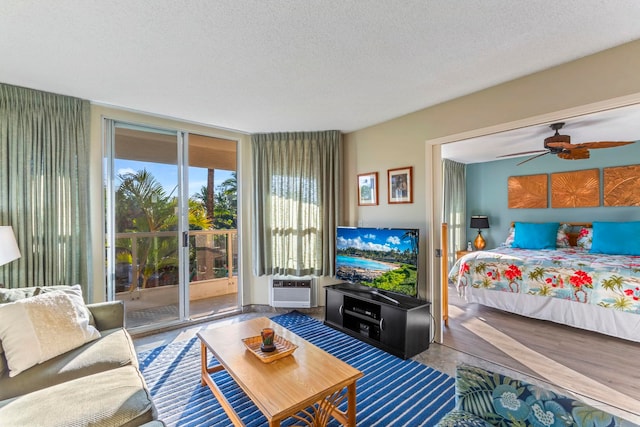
[
  {"left": 437, "top": 364, "right": 632, "bottom": 427},
  {"left": 0, "top": 285, "right": 162, "bottom": 427}
]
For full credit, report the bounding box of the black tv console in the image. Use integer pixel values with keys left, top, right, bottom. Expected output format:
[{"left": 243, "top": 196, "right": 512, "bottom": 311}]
[{"left": 324, "top": 283, "right": 431, "bottom": 359}]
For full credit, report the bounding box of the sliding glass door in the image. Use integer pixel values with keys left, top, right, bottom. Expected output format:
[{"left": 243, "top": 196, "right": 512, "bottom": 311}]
[
  {"left": 186, "top": 134, "right": 239, "bottom": 318},
  {"left": 104, "top": 121, "right": 240, "bottom": 330},
  {"left": 105, "top": 122, "right": 186, "bottom": 329}
]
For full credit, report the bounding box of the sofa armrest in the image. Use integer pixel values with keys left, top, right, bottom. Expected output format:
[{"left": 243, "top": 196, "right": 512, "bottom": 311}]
[{"left": 87, "top": 301, "right": 125, "bottom": 331}]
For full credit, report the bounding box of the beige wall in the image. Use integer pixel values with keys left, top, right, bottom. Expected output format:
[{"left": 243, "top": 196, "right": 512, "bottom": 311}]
[{"left": 343, "top": 39, "right": 640, "bottom": 340}]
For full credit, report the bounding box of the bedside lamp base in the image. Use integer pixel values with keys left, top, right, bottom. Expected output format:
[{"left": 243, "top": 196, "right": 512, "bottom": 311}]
[{"left": 474, "top": 230, "right": 486, "bottom": 251}]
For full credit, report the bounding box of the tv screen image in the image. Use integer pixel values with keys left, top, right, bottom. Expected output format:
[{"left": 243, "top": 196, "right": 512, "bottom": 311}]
[{"left": 336, "top": 226, "right": 419, "bottom": 297}]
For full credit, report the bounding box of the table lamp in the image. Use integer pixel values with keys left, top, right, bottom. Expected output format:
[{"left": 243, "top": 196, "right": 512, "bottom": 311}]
[
  {"left": 0, "top": 226, "right": 21, "bottom": 267},
  {"left": 470, "top": 216, "right": 490, "bottom": 250}
]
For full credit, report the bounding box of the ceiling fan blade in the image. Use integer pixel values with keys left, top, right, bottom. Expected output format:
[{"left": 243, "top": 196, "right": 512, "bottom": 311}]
[
  {"left": 497, "top": 149, "right": 548, "bottom": 158},
  {"left": 557, "top": 148, "right": 590, "bottom": 160},
  {"left": 571, "top": 141, "right": 635, "bottom": 149},
  {"left": 517, "top": 151, "right": 550, "bottom": 166},
  {"left": 545, "top": 141, "right": 574, "bottom": 150}
]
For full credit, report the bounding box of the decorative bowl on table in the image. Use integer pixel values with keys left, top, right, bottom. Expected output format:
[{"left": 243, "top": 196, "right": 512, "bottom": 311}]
[{"left": 242, "top": 335, "right": 298, "bottom": 363}]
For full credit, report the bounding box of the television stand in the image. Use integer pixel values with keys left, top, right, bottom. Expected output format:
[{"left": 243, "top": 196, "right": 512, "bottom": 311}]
[
  {"left": 324, "top": 283, "right": 431, "bottom": 359},
  {"left": 343, "top": 288, "right": 400, "bottom": 305}
]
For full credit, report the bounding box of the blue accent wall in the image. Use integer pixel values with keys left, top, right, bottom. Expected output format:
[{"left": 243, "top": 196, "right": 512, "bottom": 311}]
[{"left": 466, "top": 142, "right": 640, "bottom": 249}]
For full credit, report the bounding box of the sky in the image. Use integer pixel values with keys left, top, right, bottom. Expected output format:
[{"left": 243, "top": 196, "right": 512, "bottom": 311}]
[
  {"left": 336, "top": 227, "right": 417, "bottom": 253},
  {"left": 115, "top": 159, "right": 234, "bottom": 198}
]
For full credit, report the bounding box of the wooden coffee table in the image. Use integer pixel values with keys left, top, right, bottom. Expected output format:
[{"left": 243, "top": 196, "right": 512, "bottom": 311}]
[{"left": 197, "top": 317, "right": 363, "bottom": 426}]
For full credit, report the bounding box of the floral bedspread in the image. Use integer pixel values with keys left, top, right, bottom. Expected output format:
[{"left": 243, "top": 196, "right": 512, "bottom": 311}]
[{"left": 449, "top": 247, "right": 640, "bottom": 314}]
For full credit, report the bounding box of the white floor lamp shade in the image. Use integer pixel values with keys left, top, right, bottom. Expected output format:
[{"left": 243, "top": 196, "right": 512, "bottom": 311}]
[{"left": 0, "top": 226, "right": 21, "bottom": 266}]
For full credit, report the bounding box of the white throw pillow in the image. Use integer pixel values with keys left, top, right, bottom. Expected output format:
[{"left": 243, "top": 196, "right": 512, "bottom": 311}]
[
  {"left": 0, "top": 340, "right": 6, "bottom": 376},
  {"left": 0, "top": 291, "right": 101, "bottom": 377},
  {"left": 35, "top": 284, "right": 96, "bottom": 326}
]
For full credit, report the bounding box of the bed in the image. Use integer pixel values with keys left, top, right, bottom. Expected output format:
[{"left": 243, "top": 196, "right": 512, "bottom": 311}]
[{"left": 446, "top": 222, "right": 640, "bottom": 343}]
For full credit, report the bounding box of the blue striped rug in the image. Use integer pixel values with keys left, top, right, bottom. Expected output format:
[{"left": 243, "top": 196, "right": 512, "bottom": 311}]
[{"left": 138, "top": 311, "right": 454, "bottom": 426}]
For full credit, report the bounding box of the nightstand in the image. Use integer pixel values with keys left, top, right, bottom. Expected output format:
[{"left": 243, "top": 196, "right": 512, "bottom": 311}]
[{"left": 456, "top": 250, "right": 472, "bottom": 260}]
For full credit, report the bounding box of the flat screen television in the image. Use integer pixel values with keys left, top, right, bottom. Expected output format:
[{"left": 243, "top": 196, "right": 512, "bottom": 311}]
[{"left": 336, "top": 226, "right": 419, "bottom": 299}]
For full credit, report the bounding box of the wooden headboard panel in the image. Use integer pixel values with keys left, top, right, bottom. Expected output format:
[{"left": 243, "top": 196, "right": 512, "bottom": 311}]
[{"left": 510, "top": 222, "right": 592, "bottom": 247}]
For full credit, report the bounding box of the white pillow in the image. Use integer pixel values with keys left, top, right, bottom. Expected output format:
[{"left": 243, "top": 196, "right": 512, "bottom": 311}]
[
  {"left": 0, "top": 291, "right": 100, "bottom": 377},
  {"left": 36, "top": 284, "right": 96, "bottom": 326},
  {"left": 0, "top": 340, "right": 6, "bottom": 376}
]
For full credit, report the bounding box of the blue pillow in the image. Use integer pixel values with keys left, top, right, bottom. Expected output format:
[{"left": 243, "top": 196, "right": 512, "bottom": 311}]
[
  {"left": 590, "top": 221, "right": 640, "bottom": 255},
  {"left": 512, "top": 222, "right": 559, "bottom": 249}
]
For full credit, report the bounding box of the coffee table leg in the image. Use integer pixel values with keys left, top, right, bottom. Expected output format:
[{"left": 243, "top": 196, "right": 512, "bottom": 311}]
[
  {"left": 200, "top": 341, "right": 207, "bottom": 386},
  {"left": 347, "top": 382, "right": 357, "bottom": 426},
  {"left": 199, "top": 341, "right": 244, "bottom": 426},
  {"left": 319, "top": 383, "right": 357, "bottom": 426}
]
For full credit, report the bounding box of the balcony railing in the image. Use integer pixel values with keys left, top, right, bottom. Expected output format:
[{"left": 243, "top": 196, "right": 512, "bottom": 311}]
[{"left": 114, "top": 229, "right": 238, "bottom": 294}]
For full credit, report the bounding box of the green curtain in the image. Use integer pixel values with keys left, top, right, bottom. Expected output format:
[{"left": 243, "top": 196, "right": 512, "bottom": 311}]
[
  {"left": 442, "top": 159, "right": 466, "bottom": 267},
  {"left": 251, "top": 131, "right": 341, "bottom": 276},
  {"left": 0, "top": 84, "right": 92, "bottom": 299}
]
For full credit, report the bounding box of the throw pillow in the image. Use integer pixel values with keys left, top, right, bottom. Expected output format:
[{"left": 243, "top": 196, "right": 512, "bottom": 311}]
[
  {"left": 503, "top": 227, "right": 515, "bottom": 247},
  {"left": 556, "top": 223, "right": 571, "bottom": 248},
  {"left": 512, "top": 222, "right": 559, "bottom": 250},
  {"left": 0, "top": 287, "right": 38, "bottom": 304},
  {"left": 505, "top": 224, "right": 570, "bottom": 248},
  {"left": 0, "top": 291, "right": 101, "bottom": 377},
  {"left": 0, "top": 341, "right": 5, "bottom": 376},
  {"left": 35, "top": 284, "right": 95, "bottom": 326},
  {"left": 0, "top": 287, "right": 40, "bottom": 376},
  {"left": 577, "top": 227, "right": 593, "bottom": 250},
  {"left": 590, "top": 221, "right": 640, "bottom": 255}
]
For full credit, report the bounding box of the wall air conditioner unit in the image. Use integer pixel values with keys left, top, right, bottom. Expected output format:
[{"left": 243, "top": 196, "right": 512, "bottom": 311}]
[{"left": 269, "top": 277, "right": 316, "bottom": 308}]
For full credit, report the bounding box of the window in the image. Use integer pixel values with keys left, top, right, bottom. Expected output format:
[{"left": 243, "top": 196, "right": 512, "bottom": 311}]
[{"left": 252, "top": 131, "right": 341, "bottom": 276}]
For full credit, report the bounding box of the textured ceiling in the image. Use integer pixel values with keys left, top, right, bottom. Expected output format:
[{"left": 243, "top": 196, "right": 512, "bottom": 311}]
[{"left": 1, "top": 1, "right": 640, "bottom": 133}]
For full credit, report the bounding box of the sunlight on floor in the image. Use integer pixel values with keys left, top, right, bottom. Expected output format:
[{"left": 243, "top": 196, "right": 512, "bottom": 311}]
[
  {"left": 133, "top": 312, "right": 267, "bottom": 353},
  {"left": 461, "top": 316, "right": 640, "bottom": 420},
  {"left": 447, "top": 304, "right": 465, "bottom": 319}
]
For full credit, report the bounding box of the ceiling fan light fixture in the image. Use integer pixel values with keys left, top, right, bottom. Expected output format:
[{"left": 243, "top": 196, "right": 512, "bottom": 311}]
[
  {"left": 558, "top": 148, "right": 590, "bottom": 160},
  {"left": 544, "top": 133, "right": 570, "bottom": 146}
]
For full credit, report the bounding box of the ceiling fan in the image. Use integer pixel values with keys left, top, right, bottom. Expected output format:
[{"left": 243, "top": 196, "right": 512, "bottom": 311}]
[{"left": 498, "top": 122, "right": 635, "bottom": 166}]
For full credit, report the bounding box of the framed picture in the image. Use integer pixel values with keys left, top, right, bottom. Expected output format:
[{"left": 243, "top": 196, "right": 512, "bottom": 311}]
[
  {"left": 357, "top": 172, "right": 378, "bottom": 206},
  {"left": 388, "top": 166, "right": 413, "bottom": 204}
]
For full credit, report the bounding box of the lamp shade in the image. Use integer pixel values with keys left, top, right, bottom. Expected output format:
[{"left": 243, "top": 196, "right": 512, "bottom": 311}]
[
  {"left": 470, "top": 216, "right": 490, "bottom": 230},
  {"left": 0, "top": 226, "right": 21, "bottom": 267}
]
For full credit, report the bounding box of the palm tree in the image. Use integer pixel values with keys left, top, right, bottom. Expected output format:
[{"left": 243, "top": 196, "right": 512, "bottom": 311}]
[
  {"left": 188, "top": 199, "right": 213, "bottom": 230},
  {"left": 117, "top": 169, "right": 173, "bottom": 233},
  {"left": 401, "top": 229, "right": 418, "bottom": 262},
  {"left": 206, "top": 168, "right": 215, "bottom": 223},
  {"left": 219, "top": 172, "right": 237, "bottom": 199},
  {"left": 117, "top": 169, "right": 174, "bottom": 290},
  {"left": 536, "top": 284, "right": 553, "bottom": 296},
  {"left": 193, "top": 172, "right": 238, "bottom": 229},
  {"left": 474, "top": 262, "right": 487, "bottom": 275},
  {"left": 528, "top": 267, "right": 546, "bottom": 282},
  {"left": 601, "top": 275, "right": 624, "bottom": 293},
  {"left": 116, "top": 169, "right": 212, "bottom": 290}
]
